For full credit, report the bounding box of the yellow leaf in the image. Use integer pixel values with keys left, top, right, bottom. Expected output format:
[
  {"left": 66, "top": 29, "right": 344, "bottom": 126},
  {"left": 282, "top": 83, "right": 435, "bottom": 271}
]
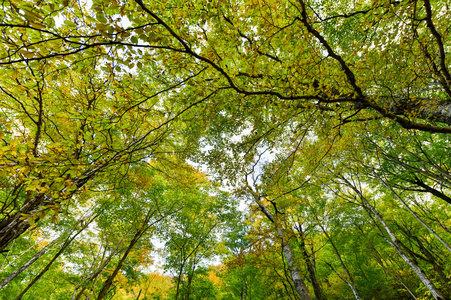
[
  {"left": 22, "top": 9, "right": 43, "bottom": 21},
  {"left": 29, "top": 21, "right": 46, "bottom": 30},
  {"left": 18, "top": 50, "right": 35, "bottom": 58}
]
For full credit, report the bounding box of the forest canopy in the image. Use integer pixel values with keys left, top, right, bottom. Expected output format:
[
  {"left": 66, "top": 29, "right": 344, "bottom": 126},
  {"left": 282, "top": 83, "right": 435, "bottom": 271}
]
[{"left": 0, "top": 0, "right": 451, "bottom": 299}]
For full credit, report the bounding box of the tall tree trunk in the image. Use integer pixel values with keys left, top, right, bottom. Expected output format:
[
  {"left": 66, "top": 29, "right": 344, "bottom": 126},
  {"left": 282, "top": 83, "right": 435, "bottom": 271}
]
[
  {"left": 184, "top": 261, "right": 197, "bottom": 300},
  {"left": 96, "top": 229, "right": 143, "bottom": 300},
  {"left": 296, "top": 223, "right": 326, "bottom": 300},
  {"left": 0, "top": 236, "right": 57, "bottom": 289},
  {"left": 412, "top": 177, "right": 451, "bottom": 205},
  {"left": 240, "top": 278, "right": 247, "bottom": 300},
  {"left": 277, "top": 231, "right": 312, "bottom": 300},
  {"left": 13, "top": 214, "right": 97, "bottom": 300},
  {"left": 0, "top": 213, "right": 95, "bottom": 289},
  {"left": 0, "top": 201, "right": 40, "bottom": 252},
  {"left": 174, "top": 261, "right": 185, "bottom": 300},
  {"left": 0, "top": 167, "right": 102, "bottom": 251},
  {"left": 394, "top": 223, "right": 451, "bottom": 296},
  {"left": 314, "top": 215, "right": 361, "bottom": 300},
  {"left": 326, "top": 262, "right": 361, "bottom": 300},
  {"left": 73, "top": 235, "right": 127, "bottom": 300},
  {"left": 247, "top": 184, "right": 312, "bottom": 300},
  {"left": 377, "top": 176, "right": 451, "bottom": 253},
  {"left": 344, "top": 178, "right": 446, "bottom": 300},
  {"left": 96, "top": 209, "right": 168, "bottom": 300},
  {"left": 371, "top": 246, "right": 417, "bottom": 300}
]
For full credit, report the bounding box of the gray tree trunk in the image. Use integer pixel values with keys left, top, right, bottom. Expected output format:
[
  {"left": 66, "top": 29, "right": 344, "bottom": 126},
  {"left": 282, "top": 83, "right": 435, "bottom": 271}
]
[
  {"left": 247, "top": 184, "right": 312, "bottom": 300},
  {"left": 345, "top": 178, "right": 445, "bottom": 300}
]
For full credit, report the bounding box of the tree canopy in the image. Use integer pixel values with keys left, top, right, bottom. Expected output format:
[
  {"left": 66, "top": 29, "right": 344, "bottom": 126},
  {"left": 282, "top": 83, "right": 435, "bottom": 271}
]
[{"left": 1, "top": 0, "right": 451, "bottom": 299}]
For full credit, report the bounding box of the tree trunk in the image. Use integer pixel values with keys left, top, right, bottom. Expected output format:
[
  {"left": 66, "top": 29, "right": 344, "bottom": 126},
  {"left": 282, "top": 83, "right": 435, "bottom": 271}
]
[
  {"left": 13, "top": 214, "right": 97, "bottom": 300},
  {"left": 314, "top": 216, "right": 361, "bottom": 300},
  {"left": 344, "top": 178, "right": 446, "bottom": 300},
  {"left": 0, "top": 168, "right": 101, "bottom": 252},
  {"left": 240, "top": 278, "right": 247, "bottom": 300},
  {"left": 174, "top": 262, "right": 185, "bottom": 300},
  {"left": 0, "top": 229, "right": 63, "bottom": 288},
  {"left": 96, "top": 209, "right": 168, "bottom": 300},
  {"left": 247, "top": 183, "right": 312, "bottom": 300},
  {"left": 326, "top": 262, "right": 361, "bottom": 300},
  {"left": 371, "top": 246, "right": 417, "bottom": 300},
  {"left": 377, "top": 176, "right": 451, "bottom": 253},
  {"left": 277, "top": 231, "right": 312, "bottom": 300},
  {"left": 412, "top": 178, "right": 451, "bottom": 205},
  {"left": 387, "top": 97, "right": 451, "bottom": 126},
  {"left": 73, "top": 235, "right": 127, "bottom": 300},
  {"left": 96, "top": 230, "right": 142, "bottom": 300},
  {"left": 184, "top": 262, "right": 197, "bottom": 300},
  {"left": 395, "top": 223, "right": 451, "bottom": 296},
  {"left": 296, "top": 223, "right": 326, "bottom": 300}
]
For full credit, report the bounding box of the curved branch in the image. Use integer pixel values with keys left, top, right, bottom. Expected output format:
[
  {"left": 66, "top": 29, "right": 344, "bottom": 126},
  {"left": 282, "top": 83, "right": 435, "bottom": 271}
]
[{"left": 423, "top": 0, "right": 451, "bottom": 88}]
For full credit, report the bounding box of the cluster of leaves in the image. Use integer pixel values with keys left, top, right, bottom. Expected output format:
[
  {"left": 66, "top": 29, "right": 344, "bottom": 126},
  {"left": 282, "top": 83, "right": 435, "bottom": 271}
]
[{"left": 1, "top": 0, "right": 451, "bottom": 299}]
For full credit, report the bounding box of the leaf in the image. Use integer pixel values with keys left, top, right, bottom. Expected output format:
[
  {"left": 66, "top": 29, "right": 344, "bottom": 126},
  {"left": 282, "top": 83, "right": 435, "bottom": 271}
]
[
  {"left": 22, "top": 9, "right": 43, "bottom": 21},
  {"left": 29, "top": 21, "right": 46, "bottom": 30}
]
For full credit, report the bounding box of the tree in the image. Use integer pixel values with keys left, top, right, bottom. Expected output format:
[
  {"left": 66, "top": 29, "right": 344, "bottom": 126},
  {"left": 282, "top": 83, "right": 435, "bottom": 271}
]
[
  {"left": 160, "top": 182, "right": 236, "bottom": 300},
  {"left": 3, "top": 0, "right": 451, "bottom": 133},
  {"left": 245, "top": 179, "right": 313, "bottom": 300},
  {"left": 0, "top": 57, "right": 181, "bottom": 250}
]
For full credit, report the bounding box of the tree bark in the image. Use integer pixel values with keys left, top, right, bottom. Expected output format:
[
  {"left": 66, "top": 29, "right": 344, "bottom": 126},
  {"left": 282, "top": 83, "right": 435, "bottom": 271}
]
[
  {"left": 326, "top": 262, "right": 361, "bottom": 300},
  {"left": 73, "top": 235, "right": 127, "bottom": 300},
  {"left": 413, "top": 178, "right": 451, "bottom": 205},
  {"left": 395, "top": 223, "right": 451, "bottom": 296},
  {"left": 184, "top": 261, "right": 197, "bottom": 300},
  {"left": 277, "top": 230, "right": 312, "bottom": 300},
  {"left": 96, "top": 229, "right": 143, "bottom": 300}
]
